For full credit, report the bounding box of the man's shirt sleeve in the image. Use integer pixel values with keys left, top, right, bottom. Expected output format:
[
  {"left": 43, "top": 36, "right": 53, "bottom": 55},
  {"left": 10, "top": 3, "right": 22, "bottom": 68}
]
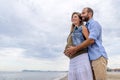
[{"left": 88, "top": 22, "right": 101, "bottom": 40}]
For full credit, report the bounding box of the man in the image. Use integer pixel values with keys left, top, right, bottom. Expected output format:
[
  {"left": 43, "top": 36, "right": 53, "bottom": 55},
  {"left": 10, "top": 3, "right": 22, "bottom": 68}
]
[{"left": 66, "top": 7, "right": 108, "bottom": 80}]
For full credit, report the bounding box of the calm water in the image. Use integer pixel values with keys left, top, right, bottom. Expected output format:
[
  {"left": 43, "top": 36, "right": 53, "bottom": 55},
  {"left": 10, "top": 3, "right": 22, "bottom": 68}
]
[{"left": 0, "top": 72, "right": 67, "bottom": 80}]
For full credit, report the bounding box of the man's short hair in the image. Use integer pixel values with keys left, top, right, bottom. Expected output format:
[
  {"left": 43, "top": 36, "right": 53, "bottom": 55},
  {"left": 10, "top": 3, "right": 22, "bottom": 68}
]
[{"left": 85, "top": 7, "right": 94, "bottom": 17}]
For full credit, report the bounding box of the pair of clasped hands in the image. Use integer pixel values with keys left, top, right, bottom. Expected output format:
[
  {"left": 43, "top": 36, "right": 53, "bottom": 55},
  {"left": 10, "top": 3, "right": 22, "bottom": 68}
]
[{"left": 64, "top": 46, "right": 77, "bottom": 58}]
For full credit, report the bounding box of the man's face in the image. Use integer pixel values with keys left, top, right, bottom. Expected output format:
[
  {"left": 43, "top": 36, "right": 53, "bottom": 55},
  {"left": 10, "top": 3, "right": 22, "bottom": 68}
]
[{"left": 81, "top": 8, "right": 89, "bottom": 22}]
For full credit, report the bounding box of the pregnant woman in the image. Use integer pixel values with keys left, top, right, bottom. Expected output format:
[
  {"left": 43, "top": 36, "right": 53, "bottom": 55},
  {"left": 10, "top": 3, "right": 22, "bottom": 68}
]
[{"left": 64, "top": 12, "right": 93, "bottom": 80}]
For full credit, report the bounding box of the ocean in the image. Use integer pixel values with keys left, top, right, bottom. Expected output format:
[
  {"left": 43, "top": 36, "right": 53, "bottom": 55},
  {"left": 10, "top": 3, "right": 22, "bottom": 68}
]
[{"left": 0, "top": 71, "right": 67, "bottom": 80}]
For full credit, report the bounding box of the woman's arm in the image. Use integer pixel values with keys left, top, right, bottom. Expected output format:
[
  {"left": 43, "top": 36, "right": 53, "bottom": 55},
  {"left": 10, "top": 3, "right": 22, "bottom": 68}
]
[{"left": 82, "top": 25, "right": 89, "bottom": 39}]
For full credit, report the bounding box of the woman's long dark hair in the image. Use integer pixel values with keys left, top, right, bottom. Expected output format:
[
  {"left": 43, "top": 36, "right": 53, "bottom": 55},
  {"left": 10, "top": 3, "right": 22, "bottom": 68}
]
[{"left": 70, "top": 12, "right": 83, "bottom": 33}]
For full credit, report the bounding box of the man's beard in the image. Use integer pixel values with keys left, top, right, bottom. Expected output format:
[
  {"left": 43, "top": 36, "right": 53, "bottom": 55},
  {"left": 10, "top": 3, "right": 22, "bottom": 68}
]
[{"left": 82, "top": 16, "right": 89, "bottom": 22}]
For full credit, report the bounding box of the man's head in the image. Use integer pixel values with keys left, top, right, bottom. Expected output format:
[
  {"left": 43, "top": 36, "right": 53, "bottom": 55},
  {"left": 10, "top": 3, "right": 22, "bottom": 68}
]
[{"left": 81, "top": 7, "right": 94, "bottom": 22}]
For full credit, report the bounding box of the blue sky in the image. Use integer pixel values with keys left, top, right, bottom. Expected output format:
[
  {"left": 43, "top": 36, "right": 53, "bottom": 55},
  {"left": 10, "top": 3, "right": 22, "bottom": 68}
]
[{"left": 0, "top": 0, "right": 120, "bottom": 71}]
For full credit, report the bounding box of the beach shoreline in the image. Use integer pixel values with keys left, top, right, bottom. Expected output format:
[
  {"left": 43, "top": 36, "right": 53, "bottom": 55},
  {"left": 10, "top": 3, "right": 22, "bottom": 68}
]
[{"left": 59, "top": 72, "right": 120, "bottom": 80}]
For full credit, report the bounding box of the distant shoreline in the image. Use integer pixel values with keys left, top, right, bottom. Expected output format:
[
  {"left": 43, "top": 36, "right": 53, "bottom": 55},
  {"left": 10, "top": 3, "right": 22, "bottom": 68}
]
[
  {"left": 0, "top": 70, "right": 68, "bottom": 73},
  {"left": 22, "top": 70, "right": 68, "bottom": 72}
]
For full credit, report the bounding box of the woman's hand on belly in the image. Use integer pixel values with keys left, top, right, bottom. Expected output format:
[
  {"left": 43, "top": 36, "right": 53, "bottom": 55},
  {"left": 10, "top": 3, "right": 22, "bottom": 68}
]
[
  {"left": 66, "top": 46, "right": 77, "bottom": 56},
  {"left": 64, "top": 49, "right": 71, "bottom": 57}
]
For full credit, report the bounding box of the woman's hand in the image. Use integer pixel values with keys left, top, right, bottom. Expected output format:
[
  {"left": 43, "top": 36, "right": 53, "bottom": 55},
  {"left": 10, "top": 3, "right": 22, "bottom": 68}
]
[
  {"left": 65, "top": 46, "right": 77, "bottom": 56},
  {"left": 64, "top": 49, "right": 71, "bottom": 57}
]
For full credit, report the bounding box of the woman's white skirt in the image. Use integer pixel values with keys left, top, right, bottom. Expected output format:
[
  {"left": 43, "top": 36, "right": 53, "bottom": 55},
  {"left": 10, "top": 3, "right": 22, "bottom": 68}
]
[{"left": 68, "top": 53, "right": 93, "bottom": 80}]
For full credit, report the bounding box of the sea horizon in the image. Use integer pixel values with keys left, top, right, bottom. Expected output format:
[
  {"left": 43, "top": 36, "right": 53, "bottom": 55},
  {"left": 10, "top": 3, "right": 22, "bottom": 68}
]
[{"left": 0, "top": 71, "right": 67, "bottom": 80}]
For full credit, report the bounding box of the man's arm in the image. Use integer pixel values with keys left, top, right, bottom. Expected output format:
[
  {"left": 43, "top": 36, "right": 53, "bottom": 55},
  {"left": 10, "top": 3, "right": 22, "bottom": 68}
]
[
  {"left": 66, "top": 21, "right": 100, "bottom": 55},
  {"left": 75, "top": 21, "right": 101, "bottom": 52},
  {"left": 75, "top": 38, "right": 94, "bottom": 52},
  {"left": 66, "top": 38, "right": 94, "bottom": 55}
]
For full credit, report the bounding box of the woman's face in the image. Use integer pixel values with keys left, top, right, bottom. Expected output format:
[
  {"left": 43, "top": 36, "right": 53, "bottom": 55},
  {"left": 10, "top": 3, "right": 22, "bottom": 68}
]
[{"left": 72, "top": 14, "right": 81, "bottom": 26}]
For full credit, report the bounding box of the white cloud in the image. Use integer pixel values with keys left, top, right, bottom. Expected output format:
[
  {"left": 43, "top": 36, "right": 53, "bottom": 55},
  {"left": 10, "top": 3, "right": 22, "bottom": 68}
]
[{"left": 0, "top": 47, "right": 69, "bottom": 71}]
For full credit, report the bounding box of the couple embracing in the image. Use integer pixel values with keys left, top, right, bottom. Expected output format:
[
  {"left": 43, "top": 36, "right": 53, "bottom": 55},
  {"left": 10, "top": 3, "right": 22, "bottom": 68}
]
[{"left": 64, "top": 7, "right": 108, "bottom": 80}]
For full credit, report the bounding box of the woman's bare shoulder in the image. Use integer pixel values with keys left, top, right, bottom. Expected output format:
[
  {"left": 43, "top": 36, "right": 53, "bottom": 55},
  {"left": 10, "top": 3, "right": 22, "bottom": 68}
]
[{"left": 82, "top": 25, "right": 87, "bottom": 29}]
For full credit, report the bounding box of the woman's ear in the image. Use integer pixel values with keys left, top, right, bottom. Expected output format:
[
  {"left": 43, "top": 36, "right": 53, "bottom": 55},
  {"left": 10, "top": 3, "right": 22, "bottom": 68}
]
[{"left": 71, "top": 18, "right": 73, "bottom": 22}]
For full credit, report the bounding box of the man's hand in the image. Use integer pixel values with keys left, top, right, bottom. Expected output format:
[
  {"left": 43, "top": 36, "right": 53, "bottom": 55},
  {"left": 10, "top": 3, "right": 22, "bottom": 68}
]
[{"left": 66, "top": 46, "right": 77, "bottom": 56}]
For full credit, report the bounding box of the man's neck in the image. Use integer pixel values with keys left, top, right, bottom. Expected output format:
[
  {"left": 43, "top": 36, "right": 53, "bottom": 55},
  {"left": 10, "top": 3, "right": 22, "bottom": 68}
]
[{"left": 87, "top": 17, "right": 93, "bottom": 22}]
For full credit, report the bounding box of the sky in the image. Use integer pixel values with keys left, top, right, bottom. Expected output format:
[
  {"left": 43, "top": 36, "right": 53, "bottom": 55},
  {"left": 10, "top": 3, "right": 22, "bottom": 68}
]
[{"left": 0, "top": 0, "right": 120, "bottom": 71}]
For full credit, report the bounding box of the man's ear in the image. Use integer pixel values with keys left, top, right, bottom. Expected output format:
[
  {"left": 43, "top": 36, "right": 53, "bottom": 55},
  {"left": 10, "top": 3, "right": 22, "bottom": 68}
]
[{"left": 89, "top": 12, "right": 92, "bottom": 17}]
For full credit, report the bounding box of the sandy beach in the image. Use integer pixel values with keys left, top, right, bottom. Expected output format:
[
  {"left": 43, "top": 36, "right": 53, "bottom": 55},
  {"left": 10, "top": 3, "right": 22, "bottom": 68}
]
[{"left": 60, "top": 72, "right": 120, "bottom": 80}]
